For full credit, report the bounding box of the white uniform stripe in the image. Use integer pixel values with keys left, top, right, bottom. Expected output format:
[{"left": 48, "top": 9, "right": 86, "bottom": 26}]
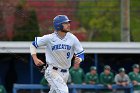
[
  {"left": 76, "top": 50, "right": 84, "bottom": 56},
  {"left": 35, "top": 37, "right": 38, "bottom": 48}
]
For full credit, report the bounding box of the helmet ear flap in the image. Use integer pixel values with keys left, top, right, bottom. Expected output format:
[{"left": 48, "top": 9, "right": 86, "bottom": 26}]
[
  {"left": 57, "top": 23, "right": 63, "bottom": 31},
  {"left": 55, "top": 24, "right": 63, "bottom": 31}
]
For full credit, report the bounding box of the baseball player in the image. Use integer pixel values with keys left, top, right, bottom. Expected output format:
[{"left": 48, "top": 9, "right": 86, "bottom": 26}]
[{"left": 30, "top": 15, "right": 84, "bottom": 93}]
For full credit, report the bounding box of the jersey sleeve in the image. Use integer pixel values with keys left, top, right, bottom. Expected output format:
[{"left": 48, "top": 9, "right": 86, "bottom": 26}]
[
  {"left": 81, "top": 69, "right": 85, "bottom": 82},
  {"left": 111, "top": 73, "right": 114, "bottom": 83},
  {"left": 100, "top": 73, "right": 105, "bottom": 85},
  {"left": 85, "top": 73, "right": 90, "bottom": 84},
  {"left": 73, "top": 36, "right": 84, "bottom": 57},
  {"left": 32, "top": 35, "right": 48, "bottom": 48},
  {"left": 114, "top": 74, "right": 119, "bottom": 83},
  {"left": 128, "top": 72, "right": 134, "bottom": 81},
  {"left": 126, "top": 75, "right": 130, "bottom": 83}
]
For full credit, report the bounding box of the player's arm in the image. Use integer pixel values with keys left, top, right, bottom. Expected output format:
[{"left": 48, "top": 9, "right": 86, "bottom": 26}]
[
  {"left": 126, "top": 75, "right": 130, "bottom": 84},
  {"left": 30, "top": 36, "right": 47, "bottom": 66},
  {"left": 73, "top": 36, "right": 84, "bottom": 64},
  {"left": 30, "top": 42, "right": 44, "bottom": 66},
  {"left": 74, "top": 52, "right": 84, "bottom": 64}
]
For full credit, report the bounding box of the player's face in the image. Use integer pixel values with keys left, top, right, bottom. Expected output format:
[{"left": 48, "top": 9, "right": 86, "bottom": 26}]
[
  {"left": 91, "top": 70, "right": 96, "bottom": 75},
  {"left": 74, "top": 62, "right": 80, "bottom": 69},
  {"left": 62, "top": 22, "right": 70, "bottom": 32},
  {"left": 104, "top": 69, "right": 110, "bottom": 75},
  {"left": 134, "top": 68, "right": 139, "bottom": 73},
  {"left": 119, "top": 72, "right": 125, "bottom": 76}
]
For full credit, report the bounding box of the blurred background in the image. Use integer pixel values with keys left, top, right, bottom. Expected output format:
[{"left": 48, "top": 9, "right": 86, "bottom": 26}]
[
  {"left": 0, "top": 0, "right": 140, "bottom": 93},
  {"left": 0, "top": 0, "right": 140, "bottom": 41}
]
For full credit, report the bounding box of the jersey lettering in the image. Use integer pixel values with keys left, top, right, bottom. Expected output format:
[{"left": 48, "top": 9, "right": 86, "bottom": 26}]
[
  {"left": 67, "top": 52, "right": 70, "bottom": 59},
  {"left": 52, "top": 44, "right": 71, "bottom": 51}
]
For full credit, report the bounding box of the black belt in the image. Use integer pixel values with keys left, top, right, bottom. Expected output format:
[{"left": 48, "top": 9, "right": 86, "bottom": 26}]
[{"left": 52, "top": 67, "right": 67, "bottom": 73}]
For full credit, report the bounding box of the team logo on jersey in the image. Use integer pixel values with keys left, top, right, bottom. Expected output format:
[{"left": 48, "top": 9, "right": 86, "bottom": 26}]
[{"left": 52, "top": 44, "right": 71, "bottom": 51}]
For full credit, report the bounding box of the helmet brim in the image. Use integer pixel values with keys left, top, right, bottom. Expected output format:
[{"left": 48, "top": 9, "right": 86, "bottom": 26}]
[{"left": 61, "top": 20, "right": 71, "bottom": 23}]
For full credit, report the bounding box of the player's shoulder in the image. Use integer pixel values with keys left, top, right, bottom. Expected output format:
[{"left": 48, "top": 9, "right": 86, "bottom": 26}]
[
  {"left": 41, "top": 33, "right": 55, "bottom": 39},
  {"left": 45, "top": 33, "right": 55, "bottom": 37},
  {"left": 79, "top": 68, "right": 84, "bottom": 72},
  {"left": 115, "top": 74, "right": 119, "bottom": 77},
  {"left": 100, "top": 72, "right": 104, "bottom": 75},
  {"left": 67, "top": 32, "right": 78, "bottom": 39},
  {"left": 128, "top": 72, "right": 134, "bottom": 75},
  {"left": 86, "top": 72, "right": 90, "bottom": 76},
  {"left": 110, "top": 72, "right": 114, "bottom": 75},
  {"left": 70, "top": 67, "right": 74, "bottom": 71},
  {"left": 100, "top": 72, "right": 105, "bottom": 76},
  {"left": 124, "top": 74, "right": 129, "bottom": 77}
]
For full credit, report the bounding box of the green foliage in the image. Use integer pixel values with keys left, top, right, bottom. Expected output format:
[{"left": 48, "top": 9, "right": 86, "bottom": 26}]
[
  {"left": 77, "top": 0, "right": 121, "bottom": 41},
  {"left": 13, "top": 5, "right": 40, "bottom": 41},
  {"left": 130, "top": 0, "right": 140, "bottom": 41},
  {"left": 77, "top": 0, "right": 140, "bottom": 42},
  {"left": 19, "top": 0, "right": 27, "bottom": 6}
]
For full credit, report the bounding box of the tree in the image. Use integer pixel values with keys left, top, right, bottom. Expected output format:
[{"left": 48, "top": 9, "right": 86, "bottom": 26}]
[
  {"left": 130, "top": 0, "right": 140, "bottom": 41},
  {"left": 13, "top": 2, "right": 40, "bottom": 41},
  {"left": 76, "top": 0, "right": 121, "bottom": 41}
]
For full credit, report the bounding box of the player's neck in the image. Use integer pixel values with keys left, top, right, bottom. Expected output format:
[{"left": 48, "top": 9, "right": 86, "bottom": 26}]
[{"left": 57, "top": 31, "right": 67, "bottom": 39}]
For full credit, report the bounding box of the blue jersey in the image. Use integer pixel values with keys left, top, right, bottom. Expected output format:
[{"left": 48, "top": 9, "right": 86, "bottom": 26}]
[{"left": 33, "top": 32, "right": 84, "bottom": 69}]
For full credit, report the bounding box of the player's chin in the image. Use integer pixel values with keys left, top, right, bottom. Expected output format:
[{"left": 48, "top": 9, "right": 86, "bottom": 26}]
[
  {"left": 62, "top": 29, "right": 70, "bottom": 33},
  {"left": 66, "top": 28, "right": 71, "bottom": 32}
]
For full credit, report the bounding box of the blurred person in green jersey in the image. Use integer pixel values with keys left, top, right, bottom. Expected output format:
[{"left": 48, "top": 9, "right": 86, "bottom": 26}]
[
  {"left": 40, "top": 76, "right": 49, "bottom": 93},
  {"left": 0, "top": 85, "right": 7, "bottom": 93},
  {"left": 85, "top": 66, "right": 99, "bottom": 84},
  {"left": 85, "top": 66, "right": 99, "bottom": 93},
  {"left": 69, "top": 62, "right": 85, "bottom": 84},
  {"left": 100, "top": 65, "right": 114, "bottom": 93},
  {"left": 129, "top": 64, "right": 140, "bottom": 93}
]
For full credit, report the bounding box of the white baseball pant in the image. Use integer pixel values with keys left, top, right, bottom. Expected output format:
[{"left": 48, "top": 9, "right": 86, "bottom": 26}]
[{"left": 44, "top": 65, "right": 69, "bottom": 93}]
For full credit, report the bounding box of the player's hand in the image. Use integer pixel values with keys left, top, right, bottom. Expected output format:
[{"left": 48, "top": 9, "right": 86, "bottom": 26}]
[
  {"left": 34, "top": 58, "right": 45, "bottom": 66},
  {"left": 74, "top": 56, "right": 82, "bottom": 64},
  {"left": 107, "top": 84, "right": 112, "bottom": 89},
  {"left": 82, "top": 82, "right": 86, "bottom": 85},
  {"left": 89, "top": 81, "right": 95, "bottom": 84},
  {"left": 133, "top": 81, "right": 138, "bottom": 85},
  {"left": 32, "top": 54, "right": 44, "bottom": 66},
  {"left": 117, "top": 82, "right": 121, "bottom": 85},
  {"left": 122, "top": 82, "right": 127, "bottom": 86}
]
